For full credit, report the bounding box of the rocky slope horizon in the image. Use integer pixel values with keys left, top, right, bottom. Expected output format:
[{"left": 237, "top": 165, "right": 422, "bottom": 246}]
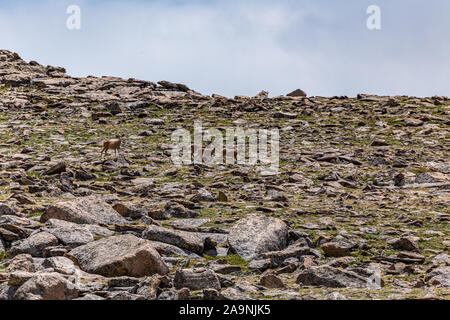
[{"left": 0, "top": 50, "right": 448, "bottom": 300}]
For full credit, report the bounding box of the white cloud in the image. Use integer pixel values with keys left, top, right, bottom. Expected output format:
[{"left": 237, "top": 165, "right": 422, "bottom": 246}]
[{"left": 0, "top": 0, "right": 449, "bottom": 97}]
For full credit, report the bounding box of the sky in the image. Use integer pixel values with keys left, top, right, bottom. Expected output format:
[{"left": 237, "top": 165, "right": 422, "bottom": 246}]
[{"left": 0, "top": 0, "right": 449, "bottom": 97}]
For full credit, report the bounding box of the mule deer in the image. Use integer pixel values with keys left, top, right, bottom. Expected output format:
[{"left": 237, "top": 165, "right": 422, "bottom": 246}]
[{"left": 101, "top": 135, "right": 121, "bottom": 157}]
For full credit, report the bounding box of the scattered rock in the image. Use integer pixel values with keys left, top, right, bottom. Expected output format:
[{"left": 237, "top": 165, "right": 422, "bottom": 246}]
[
  {"left": 143, "top": 225, "right": 204, "bottom": 255},
  {"left": 173, "top": 268, "right": 221, "bottom": 291},
  {"left": 426, "top": 266, "right": 450, "bottom": 287},
  {"left": 296, "top": 265, "right": 369, "bottom": 288},
  {"left": 43, "top": 162, "right": 66, "bottom": 175},
  {"left": 321, "top": 241, "right": 356, "bottom": 257},
  {"left": 9, "top": 232, "right": 58, "bottom": 257},
  {"left": 13, "top": 272, "right": 78, "bottom": 300},
  {"left": 286, "top": 89, "right": 307, "bottom": 97},
  {"left": 259, "top": 271, "right": 285, "bottom": 289},
  {"left": 66, "top": 234, "right": 169, "bottom": 277},
  {"left": 42, "top": 219, "right": 95, "bottom": 248},
  {"left": 228, "top": 215, "right": 288, "bottom": 261},
  {"left": 389, "top": 237, "right": 420, "bottom": 252}
]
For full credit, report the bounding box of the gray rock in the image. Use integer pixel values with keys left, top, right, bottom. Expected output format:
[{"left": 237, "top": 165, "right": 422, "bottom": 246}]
[
  {"left": 162, "top": 202, "right": 199, "bottom": 219},
  {"left": 248, "top": 259, "right": 272, "bottom": 271},
  {"left": 432, "top": 253, "right": 449, "bottom": 265},
  {"left": 43, "top": 162, "right": 66, "bottom": 175},
  {"left": 324, "top": 292, "right": 347, "bottom": 300},
  {"left": 286, "top": 89, "right": 307, "bottom": 97},
  {"left": 0, "top": 236, "right": 5, "bottom": 252},
  {"left": 202, "top": 288, "right": 223, "bottom": 300},
  {"left": 42, "top": 256, "right": 76, "bottom": 273},
  {"left": 210, "top": 264, "right": 241, "bottom": 275},
  {"left": 41, "top": 196, "right": 127, "bottom": 225},
  {"left": 389, "top": 237, "right": 420, "bottom": 252},
  {"left": 228, "top": 215, "right": 289, "bottom": 261},
  {"left": 261, "top": 244, "right": 321, "bottom": 267},
  {"left": 134, "top": 276, "right": 160, "bottom": 299},
  {"left": 0, "top": 203, "right": 16, "bottom": 215},
  {"left": 321, "top": 241, "right": 356, "bottom": 257},
  {"left": 150, "top": 240, "right": 201, "bottom": 259},
  {"left": 108, "top": 276, "right": 140, "bottom": 288},
  {"left": 42, "top": 219, "right": 95, "bottom": 248},
  {"left": 273, "top": 112, "right": 298, "bottom": 119},
  {"left": 9, "top": 231, "right": 58, "bottom": 257},
  {"left": 143, "top": 225, "right": 204, "bottom": 255},
  {"left": 106, "top": 291, "right": 145, "bottom": 300},
  {"left": 13, "top": 272, "right": 78, "bottom": 300},
  {"left": 259, "top": 272, "right": 285, "bottom": 289},
  {"left": 67, "top": 234, "right": 168, "bottom": 277},
  {"left": 190, "top": 189, "right": 216, "bottom": 202},
  {"left": 168, "top": 218, "right": 210, "bottom": 229},
  {"left": 85, "top": 224, "right": 115, "bottom": 238},
  {"left": 5, "top": 254, "right": 35, "bottom": 272},
  {"left": 0, "top": 282, "right": 17, "bottom": 301},
  {"left": 296, "top": 265, "right": 369, "bottom": 288},
  {"left": 75, "top": 294, "right": 105, "bottom": 300},
  {"left": 8, "top": 271, "right": 34, "bottom": 286},
  {"left": 426, "top": 266, "right": 450, "bottom": 287},
  {"left": 221, "top": 287, "right": 252, "bottom": 300},
  {"left": 112, "top": 202, "right": 148, "bottom": 219},
  {"left": 174, "top": 268, "right": 221, "bottom": 291},
  {"left": 158, "top": 290, "right": 177, "bottom": 300}
]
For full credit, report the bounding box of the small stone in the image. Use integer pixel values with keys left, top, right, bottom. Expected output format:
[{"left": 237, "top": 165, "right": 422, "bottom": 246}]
[
  {"left": 43, "top": 162, "right": 66, "bottom": 175},
  {"left": 286, "top": 89, "right": 307, "bottom": 97},
  {"left": 259, "top": 272, "right": 285, "bottom": 289},
  {"left": 389, "top": 237, "right": 420, "bottom": 252},
  {"left": 9, "top": 232, "right": 58, "bottom": 258}
]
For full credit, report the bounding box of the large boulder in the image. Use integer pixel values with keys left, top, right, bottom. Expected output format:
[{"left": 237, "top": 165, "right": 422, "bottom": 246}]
[
  {"left": 40, "top": 196, "right": 127, "bottom": 225},
  {"left": 228, "top": 215, "right": 288, "bottom": 261},
  {"left": 9, "top": 232, "right": 58, "bottom": 257},
  {"left": 42, "top": 219, "right": 95, "bottom": 248},
  {"left": 66, "top": 234, "right": 168, "bottom": 277},
  {"left": 13, "top": 272, "right": 78, "bottom": 300}
]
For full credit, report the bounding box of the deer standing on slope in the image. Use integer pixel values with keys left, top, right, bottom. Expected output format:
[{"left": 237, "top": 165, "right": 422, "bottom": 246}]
[{"left": 101, "top": 135, "right": 122, "bottom": 158}]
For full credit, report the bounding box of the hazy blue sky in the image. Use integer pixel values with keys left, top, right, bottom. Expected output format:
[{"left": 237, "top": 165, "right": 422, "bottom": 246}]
[{"left": 1, "top": 0, "right": 449, "bottom": 97}]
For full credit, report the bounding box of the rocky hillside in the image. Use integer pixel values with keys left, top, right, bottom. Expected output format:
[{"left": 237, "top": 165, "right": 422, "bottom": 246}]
[{"left": 0, "top": 50, "right": 449, "bottom": 300}]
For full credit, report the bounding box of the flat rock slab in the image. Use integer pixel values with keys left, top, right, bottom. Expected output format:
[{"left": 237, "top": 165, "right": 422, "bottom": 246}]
[
  {"left": 228, "top": 215, "right": 289, "bottom": 261},
  {"left": 42, "top": 219, "right": 95, "bottom": 248},
  {"left": 150, "top": 241, "right": 201, "bottom": 259},
  {"left": 41, "top": 196, "right": 127, "bottom": 225},
  {"left": 296, "top": 265, "right": 369, "bottom": 288},
  {"left": 66, "top": 234, "right": 169, "bottom": 278},
  {"left": 143, "top": 225, "right": 205, "bottom": 255}
]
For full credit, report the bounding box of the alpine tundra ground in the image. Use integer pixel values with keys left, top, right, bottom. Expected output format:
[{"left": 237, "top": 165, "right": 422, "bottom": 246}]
[{"left": 0, "top": 50, "right": 449, "bottom": 300}]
